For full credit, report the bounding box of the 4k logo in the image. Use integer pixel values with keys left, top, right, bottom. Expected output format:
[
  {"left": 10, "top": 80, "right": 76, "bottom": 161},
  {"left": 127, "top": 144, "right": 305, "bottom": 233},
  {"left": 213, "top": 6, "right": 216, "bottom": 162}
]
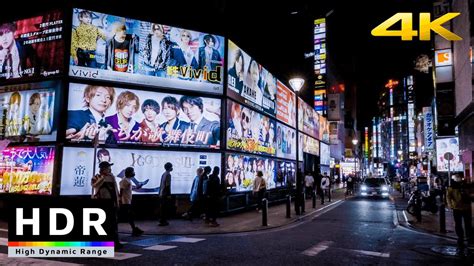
[{"left": 371, "top": 13, "right": 462, "bottom": 41}]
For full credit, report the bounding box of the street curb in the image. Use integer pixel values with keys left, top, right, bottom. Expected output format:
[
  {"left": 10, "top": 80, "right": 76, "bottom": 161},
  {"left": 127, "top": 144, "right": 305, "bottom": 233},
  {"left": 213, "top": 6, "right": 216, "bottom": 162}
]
[
  {"left": 118, "top": 198, "right": 345, "bottom": 236},
  {"left": 394, "top": 207, "right": 458, "bottom": 241}
]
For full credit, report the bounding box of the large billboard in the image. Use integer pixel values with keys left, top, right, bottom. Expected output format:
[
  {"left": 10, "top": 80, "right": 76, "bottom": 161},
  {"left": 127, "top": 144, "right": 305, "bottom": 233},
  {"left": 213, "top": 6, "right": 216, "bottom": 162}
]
[
  {"left": 276, "top": 160, "right": 296, "bottom": 186},
  {"left": 69, "top": 8, "right": 224, "bottom": 94},
  {"left": 0, "top": 11, "right": 64, "bottom": 81},
  {"left": 225, "top": 153, "right": 277, "bottom": 192},
  {"left": 320, "top": 142, "right": 330, "bottom": 166},
  {"left": 436, "top": 137, "right": 463, "bottom": 172},
  {"left": 0, "top": 81, "right": 57, "bottom": 142},
  {"left": 226, "top": 100, "right": 276, "bottom": 156},
  {"left": 0, "top": 146, "right": 55, "bottom": 195},
  {"left": 66, "top": 83, "right": 221, "bottom": 149},
  {"left": 304, "top": 134, "right": 320, "bottom": 156},
  {"left": 276, "top": 80, "right": 296, "bottom": 128},
  {"left": 60, "top": 147, "right": 221, "bottom": 195},
  {"left": 276, "top": 122, "right": 296, "bottom": 160},
  {"left": 319, "top": 115, "right": 329, "bottom": 142},
  {"left": 298, "top": 98, "right": 319, "bottom": 139},
  {"left": 227, "top": 40, "right": 277, "bottom": 116}
]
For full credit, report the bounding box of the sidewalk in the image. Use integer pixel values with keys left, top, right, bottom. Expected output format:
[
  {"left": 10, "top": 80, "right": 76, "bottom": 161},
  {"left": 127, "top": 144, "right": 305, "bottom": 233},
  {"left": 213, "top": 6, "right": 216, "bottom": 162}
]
[
  {"left": 118, "top": 187, "right": 346, "bottom": 235},
  {"left": 393, "top": 190, "right": 474, "bottom": 240}
]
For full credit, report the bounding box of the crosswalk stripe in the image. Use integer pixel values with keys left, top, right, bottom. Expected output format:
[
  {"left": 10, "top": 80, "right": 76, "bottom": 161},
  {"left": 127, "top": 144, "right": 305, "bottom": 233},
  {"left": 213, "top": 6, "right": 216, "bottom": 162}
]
[
  {"left": 144, "top": 245, "right": 177, "bottom": 251},
  {"left": 0, "top": 229, "right": 7, "bottom": 232},
  {"left": 0, "top": 253, "right": 81, "bottom": 265},
  {"left": 172, "top": 237, "right": 205, "bottom": 243},
  {"left": 301, "top": 241, "right": 333, "bottom": 256},
  {"left": 104, "top": 252, "right": 142, "bottom": 260},
  {"left": 352, "top": 249, "right": 390, "bottom": 258},
  {"left": 0, "top": 238, "right": 7, "bottom": 246}
]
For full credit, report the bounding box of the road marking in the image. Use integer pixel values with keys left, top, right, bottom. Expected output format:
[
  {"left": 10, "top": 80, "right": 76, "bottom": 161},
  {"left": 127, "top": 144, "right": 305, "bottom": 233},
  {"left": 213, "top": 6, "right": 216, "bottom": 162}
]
[
  {"left": 105, "top": 252, "right": 142, "bottom": 260},
  {"left": 402, "top": 210, "right": 409, "bottom": 223},
  {"left": 0, "top": 253, "right": 81, "bottom": 265},
  {"left": 144, "top": 245, "right": 177, "bottom": 251},
  {"left": 172, "top": 237, "right": 205, "bottom": 243},
  {"left": 0, "top": 238, "right": 7, "bottom": 246},
  {"left": 0, "top": 229, "right": 7, "bottom": 232},
  {"left": 351, "top": 249, "right": 390, "bottom": 258},
  {"left": 301, "top": 241, "right": 333, "bottom": 256},
  {"left": 392, "top": 210, "right": 399, "bottom": 226}
]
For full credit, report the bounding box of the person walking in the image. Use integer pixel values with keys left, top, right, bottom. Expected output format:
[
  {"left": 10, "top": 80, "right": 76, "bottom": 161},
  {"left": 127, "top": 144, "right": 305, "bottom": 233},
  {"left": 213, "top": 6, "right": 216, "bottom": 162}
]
[
  {"left": 119, "top": 167, "right": 144, "bottom": 236},
  {"left": 182, "top": 167, "right": 204, "bottom": 221},
  {"left": 158, "top": 162, "right": 173, "bottom": 226},
  {"left": 205, "top": 166, "right": 221, "bottom": 227},
  {"left": 321, "top": 172, "right": 331, "bottom": 204},
  {"left": 305, "top": 172, "right": 315, "bottom": 200},
  {"left": 253, "top": 171, "right": 267, "bottom": 212},
  {"left": 91, "top": 161, "right": 122, "bottom": 249},
  {"left": 447, "top": 174, "right": 473, "bottom": 251}
]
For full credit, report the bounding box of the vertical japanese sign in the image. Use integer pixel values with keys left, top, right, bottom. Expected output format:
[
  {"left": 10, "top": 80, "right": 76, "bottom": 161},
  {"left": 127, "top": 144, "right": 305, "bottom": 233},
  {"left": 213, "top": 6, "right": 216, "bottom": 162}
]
[{"left": 423, "top": 107, "right": 434, "bottom": 151}]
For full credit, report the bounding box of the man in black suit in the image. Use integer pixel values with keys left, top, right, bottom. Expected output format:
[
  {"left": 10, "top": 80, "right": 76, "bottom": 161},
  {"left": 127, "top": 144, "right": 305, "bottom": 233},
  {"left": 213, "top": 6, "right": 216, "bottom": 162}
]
[
  {"left": 66, "top": 85, "right": 115, "bottom": 141},
  {"left": 179, "top": 96, "right": 220, "bottom": 146}
]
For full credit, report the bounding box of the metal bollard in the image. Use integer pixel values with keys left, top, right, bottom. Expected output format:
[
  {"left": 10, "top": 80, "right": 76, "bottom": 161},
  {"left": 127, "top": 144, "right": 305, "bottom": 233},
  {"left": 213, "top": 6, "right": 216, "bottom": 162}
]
[
  {"left": 301, "top": 192, "right": 305, "bottom": 213},
  {"left": 286, "top": 195, "right": 291, "bottom": 218},
  {"left": 262, "top": 198, "right": 268, "bottom": 226},
  {"left": 312, "top": 191, "right": 316, "bottom": 209},
  {"left": 295, "top": 193, "right": 301, "bottom": 215}
]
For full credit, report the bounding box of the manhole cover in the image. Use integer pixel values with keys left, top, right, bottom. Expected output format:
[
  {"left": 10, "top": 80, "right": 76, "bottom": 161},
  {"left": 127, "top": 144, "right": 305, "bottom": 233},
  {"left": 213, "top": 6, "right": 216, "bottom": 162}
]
[
  {"left": 431, "top": 245, "right": 464, "bottom": 256},
  {"left": 129, "top": 235, "right": 182, "bottom": 247}
]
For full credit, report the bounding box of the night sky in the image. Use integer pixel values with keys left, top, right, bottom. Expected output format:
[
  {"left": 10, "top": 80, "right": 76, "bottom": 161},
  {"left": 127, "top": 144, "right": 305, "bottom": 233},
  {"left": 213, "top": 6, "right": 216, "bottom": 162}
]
[{"left": 9, "top": 0, "right": 434, "bottom": 128}]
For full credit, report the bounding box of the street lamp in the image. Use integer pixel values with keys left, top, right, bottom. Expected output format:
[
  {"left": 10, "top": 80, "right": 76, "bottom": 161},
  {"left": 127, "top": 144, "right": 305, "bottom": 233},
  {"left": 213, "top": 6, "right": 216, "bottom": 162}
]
[
  {"left": 352, "top": 139, "right": 358, "bottom": 178},
  {"left": 289, "top": 77, "right": 304, "bottom": 215}
]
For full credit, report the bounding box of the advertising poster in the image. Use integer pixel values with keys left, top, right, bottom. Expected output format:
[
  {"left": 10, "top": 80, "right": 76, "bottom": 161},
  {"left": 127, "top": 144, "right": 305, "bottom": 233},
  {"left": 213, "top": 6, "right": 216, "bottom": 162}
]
[
  {"left": 276, "top": 80, "right": 296, "bottom": 127},
  {"left": 69, "top": 8, "right": 224, "bottom": 94},
  {"left": 0, "top": 146, "right": 54, "bottom": 195},
  {"left": 327, "top": 93, "right": 341, "bottom": 121},
  {"left": 276, "top": 122, "right": 296, "bottom": 160},
  {"left": 298, "top": 98, "right": 319, "bottom": 139},
  {"left": 227, "top": 40, "right": 277, "bottom": 116},
  {"left": 226, "top": 100, "right": 276, "bottom": 156},
  {"left": 0, "top": 11, "right": 64, "bottom": 81},
  {"left": 225, "top": 153, "right": 276, "bottom": 192},
  {"left": 302, "top": 133, "right": 319, "bottom": 156},
  {"left": 320, "top": 142, "right": 330, "bottom": 166},
  {"left": 66, "top": 83, "right": 221, "bottom": 149},
  {"left": 60, "top": 147, "right": 221, "bottom": 195},
  {"left": 0, "top": 81, "right": 57, "bottom": 142},
  {"left": 276, "top": 160, "right": 296, "bottom": 186},
  {"left": 319, "top": 116, "right": 329, "bottom": 142},
  {"left": 436, "top": 137, "right": 464, "bottom": 172}
]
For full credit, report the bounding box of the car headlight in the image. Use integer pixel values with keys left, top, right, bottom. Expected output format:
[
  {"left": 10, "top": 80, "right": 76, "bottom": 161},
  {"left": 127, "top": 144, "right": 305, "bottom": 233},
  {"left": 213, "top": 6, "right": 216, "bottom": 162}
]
[
  {"left": 382, "top": 186, "right": 388, "bottom": 191},
  {"left": 361, "top": 185, "right": 367, "bottom": 191}
]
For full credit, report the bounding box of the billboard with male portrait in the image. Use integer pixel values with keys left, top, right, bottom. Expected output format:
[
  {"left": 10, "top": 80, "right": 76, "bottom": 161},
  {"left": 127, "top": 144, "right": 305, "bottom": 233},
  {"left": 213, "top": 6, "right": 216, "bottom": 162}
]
[
  {"left": 0, "top": 146, "right": 55, "bottom": 195},
  {"left": 227, "top": 40, "right": 277, "bottom": 116},
  {"left": 69, "top": 8, "right": 224, "bottom": 94},
  {"left": 304, "top": 134, "right": 320, "bottom": 156},
  {"left": 225, "top": 153, "right": 276, "bottom": 192},
  {"left": 319, "top": 115, "right": 329, "bottom": 142},
  {"left": 226, "top": 100, "right": 276, "bottom": 156},
  {"left": 0, "top": 81, "right": 57, "bottom": 142},
  {"left": 60, "top": 147, "right": 221, "bottom": 195},
  {"left": 276, "top": 122, "right": 296, "bottom": 160},
  {"left": 298, "top": 98, "right": 319, "bottom": 139},
  {"left": 0, "top": 10, "right": 64, "bottom": 81},
  {"left": 320, "top": 142, "right": 330, "bottom": 166},
  {"left": 276, "top": 80, "right": 296, "bottom": 127},
  {"left": 66, "top": 83, "right": 221, "bottom": 149},
  {"left": 436, "top": 137, "right": 464, "bottom": 172},
  {"left": 276, "top": 160, "right": 296, "bottom": 186}
]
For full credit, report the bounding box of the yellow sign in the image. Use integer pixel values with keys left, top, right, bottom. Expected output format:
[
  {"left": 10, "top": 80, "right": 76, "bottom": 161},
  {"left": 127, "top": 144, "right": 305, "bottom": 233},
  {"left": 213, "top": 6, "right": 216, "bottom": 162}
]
[{"left": 371, "top": 13, "right": 462, "bottom": 41}]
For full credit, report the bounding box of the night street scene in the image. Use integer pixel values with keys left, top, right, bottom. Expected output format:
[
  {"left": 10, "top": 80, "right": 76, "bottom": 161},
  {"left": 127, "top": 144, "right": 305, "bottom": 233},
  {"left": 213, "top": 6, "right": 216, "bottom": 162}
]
[{"left": 0, "top": 0, "right": 473, "bottom": 265}]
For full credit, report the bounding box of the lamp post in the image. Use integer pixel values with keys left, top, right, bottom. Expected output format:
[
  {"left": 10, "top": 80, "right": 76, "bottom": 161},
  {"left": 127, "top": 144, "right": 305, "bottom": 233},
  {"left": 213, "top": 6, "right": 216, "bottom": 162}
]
[
  {"left": 289, "top": 77, "right": 304, "bottom": 215},
  {"left": 352, "top": 139, "right": 358, "bottom": 178}
]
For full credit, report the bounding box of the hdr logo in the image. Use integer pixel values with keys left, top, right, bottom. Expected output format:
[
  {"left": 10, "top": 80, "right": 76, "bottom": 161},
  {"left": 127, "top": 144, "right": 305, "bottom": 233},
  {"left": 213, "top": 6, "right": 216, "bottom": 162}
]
[{"left": 8, "top": 197, "right": 115, "bottom": 258}]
